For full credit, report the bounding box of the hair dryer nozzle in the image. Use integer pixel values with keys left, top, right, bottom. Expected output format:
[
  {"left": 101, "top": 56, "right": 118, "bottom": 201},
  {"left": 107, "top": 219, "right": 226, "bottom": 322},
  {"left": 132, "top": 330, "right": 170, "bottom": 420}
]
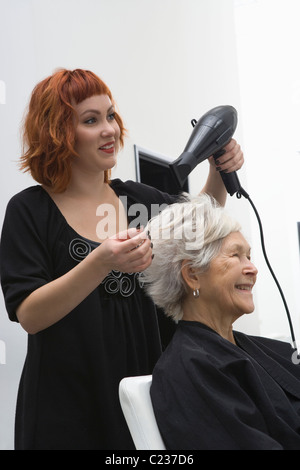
[{"left": 169, "top": 105, "right": 240, "bottom": 194}]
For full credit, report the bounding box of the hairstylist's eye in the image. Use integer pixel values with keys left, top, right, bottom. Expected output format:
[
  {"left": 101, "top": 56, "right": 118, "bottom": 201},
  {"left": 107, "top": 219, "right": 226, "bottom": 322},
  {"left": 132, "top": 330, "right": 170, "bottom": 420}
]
[
  {"left": 84, "top": 117, "right": 97, "bottom": 125},
  {"left": 107, "top": 112, "right": 116, "bottom": 121}
]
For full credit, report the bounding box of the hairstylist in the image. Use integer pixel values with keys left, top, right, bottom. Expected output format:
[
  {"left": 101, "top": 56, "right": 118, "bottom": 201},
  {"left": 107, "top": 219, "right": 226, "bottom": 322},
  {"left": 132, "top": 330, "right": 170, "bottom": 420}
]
[{"left": 0, "top": 68, "right": 243, "bottom": 450}]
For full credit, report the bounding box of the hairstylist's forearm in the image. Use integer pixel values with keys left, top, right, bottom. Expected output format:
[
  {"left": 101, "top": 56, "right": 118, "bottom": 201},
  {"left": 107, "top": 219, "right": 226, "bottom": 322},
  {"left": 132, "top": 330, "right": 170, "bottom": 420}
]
[
  {"left": 16, "top": 230, "right": 152, "bottom": 334},
  {"left": 16, "top": 247, "right": 111, "bottom": 334},
  {"left": 200, "top": 165, "right": 227, "bottom": 206}
]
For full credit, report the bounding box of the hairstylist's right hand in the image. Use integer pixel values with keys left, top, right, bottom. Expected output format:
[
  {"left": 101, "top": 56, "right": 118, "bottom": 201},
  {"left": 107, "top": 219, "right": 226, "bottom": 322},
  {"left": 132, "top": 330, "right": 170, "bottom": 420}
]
[{"left": 100, "top": 228, "right": 153, "bottom": 274}]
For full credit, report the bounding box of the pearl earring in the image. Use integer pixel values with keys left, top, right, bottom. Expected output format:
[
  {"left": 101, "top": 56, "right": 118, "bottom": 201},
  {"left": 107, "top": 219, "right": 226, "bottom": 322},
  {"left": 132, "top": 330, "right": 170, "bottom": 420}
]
[{"left": 193, "top": 288, "right": 200, "bottom": 298}]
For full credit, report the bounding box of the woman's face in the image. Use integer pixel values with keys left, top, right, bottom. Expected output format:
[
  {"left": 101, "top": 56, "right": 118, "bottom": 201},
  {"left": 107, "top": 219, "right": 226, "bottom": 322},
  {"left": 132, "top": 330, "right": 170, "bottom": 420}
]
[
  {"left": 198, "top": 232, "right": 258, "bottom": 320},
  {"left": 72, "top": 94, "right": 121, "bottom": 174}
]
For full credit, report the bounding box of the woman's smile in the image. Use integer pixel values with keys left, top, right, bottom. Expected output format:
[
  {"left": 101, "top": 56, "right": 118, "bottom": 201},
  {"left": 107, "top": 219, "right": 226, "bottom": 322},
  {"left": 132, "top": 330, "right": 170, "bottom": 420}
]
[
  {"left": 99, "top": 141, "right": 116, "bottom": 154},
  {"left": 235, "top": 283, "right": 254, "bottom": 292}
]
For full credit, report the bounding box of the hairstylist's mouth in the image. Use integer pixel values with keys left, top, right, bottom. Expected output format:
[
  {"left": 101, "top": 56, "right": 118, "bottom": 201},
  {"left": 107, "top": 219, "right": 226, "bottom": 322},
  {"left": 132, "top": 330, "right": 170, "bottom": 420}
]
[{"left": 99, "top": 141, "right": 115, "bottom": 154}]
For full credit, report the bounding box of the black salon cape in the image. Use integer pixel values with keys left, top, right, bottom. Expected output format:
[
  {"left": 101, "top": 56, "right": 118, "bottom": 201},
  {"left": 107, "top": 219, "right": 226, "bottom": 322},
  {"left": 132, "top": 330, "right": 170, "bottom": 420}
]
[
  {"left": 150, "top": 321, "right": 300, "bottom": 450},
  {"left": 0, "top": 179, "right": 177, "bottom": 450}
]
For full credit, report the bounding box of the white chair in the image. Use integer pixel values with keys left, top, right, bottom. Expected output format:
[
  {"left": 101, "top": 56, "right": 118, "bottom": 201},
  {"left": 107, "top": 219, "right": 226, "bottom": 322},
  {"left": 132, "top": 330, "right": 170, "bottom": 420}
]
[{"left": 119, "top": 375, "right": 166, "bottom": 450}]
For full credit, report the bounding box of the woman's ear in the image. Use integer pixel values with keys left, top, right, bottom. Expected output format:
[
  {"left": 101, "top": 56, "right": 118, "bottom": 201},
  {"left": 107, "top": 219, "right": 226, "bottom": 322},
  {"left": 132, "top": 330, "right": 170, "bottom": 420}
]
[{"left": 181, "top": 260, "right": 200, "bottom": 291}]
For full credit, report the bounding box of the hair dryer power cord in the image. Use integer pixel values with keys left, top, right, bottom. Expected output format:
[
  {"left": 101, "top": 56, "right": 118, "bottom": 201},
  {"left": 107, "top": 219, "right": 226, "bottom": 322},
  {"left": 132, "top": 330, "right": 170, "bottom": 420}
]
[{"left": 237, "top": 187, "right": 296, "bottom": 346}]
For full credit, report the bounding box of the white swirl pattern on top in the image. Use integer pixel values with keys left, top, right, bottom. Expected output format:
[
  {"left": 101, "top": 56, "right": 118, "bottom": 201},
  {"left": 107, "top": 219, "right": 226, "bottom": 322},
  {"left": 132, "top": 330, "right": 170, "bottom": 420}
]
[{"left": 69, "top": 238, "right": 142, "bottom": 297}]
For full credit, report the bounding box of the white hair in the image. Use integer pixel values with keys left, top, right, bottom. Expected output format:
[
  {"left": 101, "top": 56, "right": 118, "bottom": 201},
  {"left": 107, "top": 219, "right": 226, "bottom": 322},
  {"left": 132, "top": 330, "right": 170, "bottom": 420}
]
[{"left": 141, "top": 193, "right": 241, "bottom": 322}]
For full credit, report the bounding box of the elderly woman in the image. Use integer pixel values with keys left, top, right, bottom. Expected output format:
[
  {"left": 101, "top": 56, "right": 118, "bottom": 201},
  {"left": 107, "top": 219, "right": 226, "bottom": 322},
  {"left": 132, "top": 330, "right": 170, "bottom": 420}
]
[{"left": 143, "top": 194, "right": 300, "bottom": 450}]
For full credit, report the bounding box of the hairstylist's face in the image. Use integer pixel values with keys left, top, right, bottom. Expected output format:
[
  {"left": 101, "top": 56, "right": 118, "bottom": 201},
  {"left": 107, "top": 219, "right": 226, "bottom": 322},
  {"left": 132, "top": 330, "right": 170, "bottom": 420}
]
[
  {"left": 198, "top": 232, "right": 258, "bottom": 321},
  {"left": 73, "top": 94, "right": 120, "bottom": 174}
]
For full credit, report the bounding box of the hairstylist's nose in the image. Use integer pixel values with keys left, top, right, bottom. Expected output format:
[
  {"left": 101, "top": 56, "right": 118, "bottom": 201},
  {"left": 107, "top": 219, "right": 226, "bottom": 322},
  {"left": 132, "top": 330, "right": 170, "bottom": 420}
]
[{"left": 101, "top": 121, "right": 115, "bottom": 137}]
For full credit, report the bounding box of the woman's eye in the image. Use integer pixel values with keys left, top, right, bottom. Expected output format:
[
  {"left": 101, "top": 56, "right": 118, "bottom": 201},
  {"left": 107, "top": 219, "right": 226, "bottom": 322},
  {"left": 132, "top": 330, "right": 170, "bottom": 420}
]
[
  {"left": 108, "top": 112, "right": 116, "bottom": 121},
  {"left": 84, "top": 117, "right": 96, "bottom": 124}
]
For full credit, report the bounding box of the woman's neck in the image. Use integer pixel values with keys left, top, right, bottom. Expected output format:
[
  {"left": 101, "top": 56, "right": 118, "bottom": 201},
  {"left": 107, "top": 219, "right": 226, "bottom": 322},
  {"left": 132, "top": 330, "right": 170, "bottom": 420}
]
[
  {"left": 182, "top": 302, "right": 237, "bottom": 345},
  {"left": 63, "top": 171, "right": 108, "bottom": 201}
]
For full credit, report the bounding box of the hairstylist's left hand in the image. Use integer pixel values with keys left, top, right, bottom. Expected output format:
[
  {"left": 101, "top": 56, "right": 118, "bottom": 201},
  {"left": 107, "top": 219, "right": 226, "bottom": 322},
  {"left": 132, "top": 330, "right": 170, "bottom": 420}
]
[{"left": 209, "top": 139, "right": 244, "bottom": 173}]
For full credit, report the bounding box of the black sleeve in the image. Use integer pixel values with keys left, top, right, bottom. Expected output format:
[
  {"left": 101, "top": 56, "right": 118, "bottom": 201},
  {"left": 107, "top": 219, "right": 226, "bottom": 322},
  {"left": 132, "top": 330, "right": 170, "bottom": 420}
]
[
  {"left": 123, "top": 180, "right": 179, "bottom": 206},
  {"left": 111, "top": 179, "right": 179, "bottom": 210},
  {"left": 0, "top": 193, "right": 54, "bottom": 322},
  {"left": 110, "top": 179, "right": 181, "bottom": 229}
]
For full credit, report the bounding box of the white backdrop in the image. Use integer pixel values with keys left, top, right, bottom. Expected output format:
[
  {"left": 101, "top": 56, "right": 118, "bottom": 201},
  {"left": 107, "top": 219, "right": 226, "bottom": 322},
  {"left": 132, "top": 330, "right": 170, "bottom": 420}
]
[{"left": 1, "top": 0, "right": 299, "bottom": 450}]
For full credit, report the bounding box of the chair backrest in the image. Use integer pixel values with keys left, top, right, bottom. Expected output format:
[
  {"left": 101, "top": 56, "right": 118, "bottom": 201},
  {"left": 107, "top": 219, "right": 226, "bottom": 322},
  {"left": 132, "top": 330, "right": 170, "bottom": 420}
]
[{"left": 119, "top": 375, "right": 166, "bottom": 450}]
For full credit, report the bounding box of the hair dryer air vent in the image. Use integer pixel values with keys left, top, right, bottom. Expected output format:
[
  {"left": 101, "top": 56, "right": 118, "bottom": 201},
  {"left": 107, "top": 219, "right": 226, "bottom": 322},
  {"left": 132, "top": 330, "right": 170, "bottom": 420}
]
[{"left": 169, "top": 105, "right": 241, "bottom": 196}]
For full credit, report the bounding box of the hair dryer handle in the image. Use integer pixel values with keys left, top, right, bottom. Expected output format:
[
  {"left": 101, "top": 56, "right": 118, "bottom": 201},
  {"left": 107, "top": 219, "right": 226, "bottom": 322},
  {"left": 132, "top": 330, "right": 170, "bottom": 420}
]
[
  {"left": 219, "top": 170, "right": 242, "bottom": 196},
  {"left": 214, "top": 149, "right": 242, "bottom": 196}
]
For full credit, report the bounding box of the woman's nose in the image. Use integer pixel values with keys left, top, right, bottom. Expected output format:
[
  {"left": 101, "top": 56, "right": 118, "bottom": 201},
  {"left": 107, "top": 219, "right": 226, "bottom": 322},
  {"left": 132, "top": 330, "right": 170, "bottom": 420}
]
[
  {"left": 244, "top": 260, "right": 258, "bottom": 277},
  {"left": 102, "top": 120, "right": 116, "bottom": 135}
]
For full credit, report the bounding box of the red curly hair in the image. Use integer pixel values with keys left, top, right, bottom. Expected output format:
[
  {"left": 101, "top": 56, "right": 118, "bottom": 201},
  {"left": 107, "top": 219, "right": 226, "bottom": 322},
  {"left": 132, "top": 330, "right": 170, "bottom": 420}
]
[{"left": 20, "top": 69, "right": 126, "bottom": 192}]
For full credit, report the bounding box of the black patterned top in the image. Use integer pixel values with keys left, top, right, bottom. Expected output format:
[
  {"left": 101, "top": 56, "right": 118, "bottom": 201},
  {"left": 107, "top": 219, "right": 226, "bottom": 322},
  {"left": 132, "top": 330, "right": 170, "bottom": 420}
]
[{"left": 0, "top": 179, "right": 177, "bottom": 449}]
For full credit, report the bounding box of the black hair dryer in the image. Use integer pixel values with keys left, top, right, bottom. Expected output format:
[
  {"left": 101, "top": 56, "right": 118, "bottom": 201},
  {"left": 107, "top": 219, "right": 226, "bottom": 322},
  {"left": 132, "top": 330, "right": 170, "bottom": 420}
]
[{"left": 169, "top": 105, "right": 242, "bottom": 196}]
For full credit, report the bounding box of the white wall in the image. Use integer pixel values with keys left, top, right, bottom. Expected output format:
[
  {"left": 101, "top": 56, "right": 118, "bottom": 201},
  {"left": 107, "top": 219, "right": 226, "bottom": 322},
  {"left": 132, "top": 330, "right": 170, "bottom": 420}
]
[
  {"left": 234, "top": 0, "right": 300, "bottom": 343},
  {"left": 1, "top": 0, "right": 288, "bottom": 449}
]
